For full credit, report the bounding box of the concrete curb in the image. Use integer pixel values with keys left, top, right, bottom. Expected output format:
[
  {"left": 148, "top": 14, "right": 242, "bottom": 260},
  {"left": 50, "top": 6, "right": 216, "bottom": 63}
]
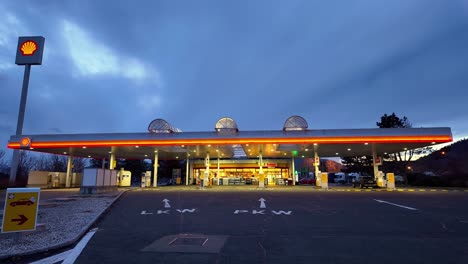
[
  {"left": 132, "top": 186, "right": 468, "bottom": 193},
  {"left": 319, "top": 188, "right": 468, "bottom": 192},
  {"left": 0, "top": 189, "right": 129, "bottom": 260}
]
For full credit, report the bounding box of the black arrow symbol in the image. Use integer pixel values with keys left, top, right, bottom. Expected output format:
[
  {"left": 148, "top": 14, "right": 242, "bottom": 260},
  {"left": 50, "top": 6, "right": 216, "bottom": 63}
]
[{"left": 12, "top": 215, "right": 28, "bottom": 225}]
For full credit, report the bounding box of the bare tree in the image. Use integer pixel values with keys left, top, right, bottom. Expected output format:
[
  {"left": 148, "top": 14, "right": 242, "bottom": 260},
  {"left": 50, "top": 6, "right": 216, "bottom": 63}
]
[
  {"left": 16, "top": 151, "right": 38, "bottom": 185},
  {"left": 49, "top": 155, "right": 68, "bottom": 172},
  {"left": 35, "top": 154, "right": 52, "bottom": 171},
  {"left": 0, "top": 149, "right": 6, "bottom": 169},
  {"left": 0, "top": 149, "right": 8, "bottom": 174},
  {"left": 33, "top": 153, "right": 86, "bottom": 173},
  {"left": 73, "top": 157, "right": 86, "bottom": 173},
  {"left": 36, "top": 154, "right": 82, "bottom": 172}
]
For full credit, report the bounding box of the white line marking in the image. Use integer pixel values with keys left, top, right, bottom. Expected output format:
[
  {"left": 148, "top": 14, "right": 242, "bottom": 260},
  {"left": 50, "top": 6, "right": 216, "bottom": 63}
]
[
  {"left": 271, "top": 210, "right": 292, "bottom": 215},
  {"left": 374, "top": 199, "right": 418, "bottom": 210},
  {"left": 29, "top": 249, "right": 73, "bottom": 264},
  {"left": 441, "top": 222, "right": 448, "bottom": 231},
  {"left": 233, "top": 210, "right": 248, "bottom": 214},
  {"left": 140, "top": 210, "right": 153, "bottom": 215},
  {"left": 259, "top": 198, "right": 266, "bottom": 208},
  {"left": 163, "top": 198, "right": 171, "bottom": 208},
  {"left": 62, "top": 228, "right": 98, "bottom": 264},
  {"left": 176, "top": 209, "right": 196, "bottom": 213}
]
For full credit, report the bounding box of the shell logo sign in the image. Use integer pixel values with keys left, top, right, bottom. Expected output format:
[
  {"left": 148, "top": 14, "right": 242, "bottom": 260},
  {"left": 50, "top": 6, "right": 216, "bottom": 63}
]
[
  {"left": 20, "top": 40, "right": 37, "bottom": 56},
  {"left": 20, "top": 137, "right": 31, "bottom": 148},
  {"left": 15, "top": 36, "right": 45, "bottom": 65}
]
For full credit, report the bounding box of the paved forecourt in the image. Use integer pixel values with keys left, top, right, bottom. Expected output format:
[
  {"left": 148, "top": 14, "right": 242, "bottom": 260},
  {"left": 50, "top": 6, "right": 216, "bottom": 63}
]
[{"left": 76, "top": 189, "right": 468, "bottom": 264}]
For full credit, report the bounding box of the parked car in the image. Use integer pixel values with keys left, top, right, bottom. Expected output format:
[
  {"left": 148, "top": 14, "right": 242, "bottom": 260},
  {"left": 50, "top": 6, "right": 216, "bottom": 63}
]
[
  {"left": 395, "top": 175, "right": 405, "bottom": 184},
  {"left": 10, "top": 198, "right": 34, "bottom": 207},
  {"left": 334, "top": 172, "right": 346, "bottom": 183},
  {"left": 299, "top": 177, "right": 316, "bottom": 185},
  {"left": 359, "top": 176, "right": 377, "bottom": 188}
]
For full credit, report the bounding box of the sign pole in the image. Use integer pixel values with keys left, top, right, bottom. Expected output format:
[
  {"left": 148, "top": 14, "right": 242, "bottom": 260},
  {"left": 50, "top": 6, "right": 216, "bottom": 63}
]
[{"left": 9, "top": 64, "right": 32, "bottom": 185}]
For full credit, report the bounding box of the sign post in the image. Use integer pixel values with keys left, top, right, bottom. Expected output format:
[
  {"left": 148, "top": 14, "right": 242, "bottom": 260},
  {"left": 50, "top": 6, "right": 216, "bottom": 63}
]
[
  {"left": 9, "top": 36, "right": 45, "bottom": 185},
  {"left": 1, "top": 188, "right": 40, "bottom": 233}
]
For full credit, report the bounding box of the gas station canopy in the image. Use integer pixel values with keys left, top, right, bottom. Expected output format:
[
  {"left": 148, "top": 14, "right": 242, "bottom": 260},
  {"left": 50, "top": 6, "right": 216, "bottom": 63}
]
[{"left": 7, "top": 117, "right": 452, "bottom": 160}]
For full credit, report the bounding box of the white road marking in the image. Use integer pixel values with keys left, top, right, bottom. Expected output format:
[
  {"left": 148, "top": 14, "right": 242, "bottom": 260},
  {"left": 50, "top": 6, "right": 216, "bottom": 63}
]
[
  {"left": 140, "top": 210, "right": 153, "bottom": 215},
  {"left": 62, "top": 228, "right": 98, "bottom": 264},
  {"left": 441, "top": 222, "right": 448, "bottom": 230},
  {"left": 233, "top": 210, "right": 249, "bottom": 214},
  {"left": 29, "top": 249, "right": 73, "bottom": 264},
  {"left": 176, "top": 209, "right": 196, "bottom": 213},
  {"left": 259, "top": 198, "right": 266, "bottom": 208},
  {"left": 252, "top": 210, "right": 265, "bottom": 214},
  {"left": 374, "top": 199, "right": 418, "bottom": 210},
  {"left": 157, "top": 210, "right": 170, "bottom": 214},
  {"left": 163, "top": 198, "right": 171, "bottom": 208},
  {"left": 271, "top": 210, "right": 292, "bottom": 215}
]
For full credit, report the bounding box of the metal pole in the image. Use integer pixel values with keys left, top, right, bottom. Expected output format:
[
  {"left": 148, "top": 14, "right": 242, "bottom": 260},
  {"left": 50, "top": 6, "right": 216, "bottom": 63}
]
[{"left": 9, "top": 64, "right": 32, "bottom": 185}]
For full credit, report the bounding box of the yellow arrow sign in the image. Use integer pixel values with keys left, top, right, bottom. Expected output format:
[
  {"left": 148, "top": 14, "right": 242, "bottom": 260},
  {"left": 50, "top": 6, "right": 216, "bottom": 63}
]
[{"left": 1, "top": 188, "right": 40, "bottom": 233}]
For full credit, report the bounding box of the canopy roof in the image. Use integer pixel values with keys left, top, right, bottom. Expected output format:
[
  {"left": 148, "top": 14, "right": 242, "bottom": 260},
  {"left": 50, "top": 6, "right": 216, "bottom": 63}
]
[{"left": 8, "top": 127, "right": 452, "bottom": 160}]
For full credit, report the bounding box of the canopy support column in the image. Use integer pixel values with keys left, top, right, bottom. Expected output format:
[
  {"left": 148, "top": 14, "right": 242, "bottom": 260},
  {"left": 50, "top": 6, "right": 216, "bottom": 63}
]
[
  {"left": 217, "top": 156, "right": 220, "bottom": 177},
  {"left": 186, "top": 156, "right": 190, "bottom": 186},
  {"left": 291, "top": 153, "right": 295, "bottom": 185},
  {"left": 65, "top": 155, "right": 73, "bottom": 188},
  {"left": 153, "top": 150, "right": 158, "bottom": 187},
  {"left": 314, "top": 151, "right": 320, "bottom": 178},
  {"left": 372, "top": 145, "right": 379, "bottom": 179},
  {"left": 205, "top": 152, "right": 210, "bottom": 186},
  {"left": 259, "top": 151, "right": 265, "bottom": 187},
  {"left": 109, "top": 152, "right": 115, "bottom": 170}
]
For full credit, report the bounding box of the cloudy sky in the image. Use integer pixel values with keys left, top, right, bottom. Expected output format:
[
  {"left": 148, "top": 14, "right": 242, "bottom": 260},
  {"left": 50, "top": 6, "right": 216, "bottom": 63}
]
[{"left": 1, "top": 0, "right": 468, "bottom": 154}]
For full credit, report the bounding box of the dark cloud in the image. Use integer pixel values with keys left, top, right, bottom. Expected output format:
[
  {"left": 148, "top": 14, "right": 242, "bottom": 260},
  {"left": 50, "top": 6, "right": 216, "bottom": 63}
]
[{"left": 1, "top": 0, "right": 468, "bottom": 156}]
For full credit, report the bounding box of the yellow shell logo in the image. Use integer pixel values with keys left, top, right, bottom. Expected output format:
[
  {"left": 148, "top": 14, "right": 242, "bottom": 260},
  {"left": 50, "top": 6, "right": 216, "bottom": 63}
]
[
  {"left": 20, "top": 137, "right": 31, "bottom": 147},
  {"left": 20, "top": 40, "right": 37, "bottom": 56}
]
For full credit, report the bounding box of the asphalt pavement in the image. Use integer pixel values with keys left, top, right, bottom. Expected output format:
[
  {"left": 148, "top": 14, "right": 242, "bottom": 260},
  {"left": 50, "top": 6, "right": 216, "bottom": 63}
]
[{"left": 76, "top": 189, "right": 468, "bottom": 264}]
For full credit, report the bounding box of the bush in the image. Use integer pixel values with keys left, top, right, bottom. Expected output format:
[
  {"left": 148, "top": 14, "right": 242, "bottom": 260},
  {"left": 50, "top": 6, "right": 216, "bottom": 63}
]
[
  {"left": 441, "top": 173, "right": 468, "bottom": 187},
  {"left": 0, "top": 174, "right": 9, "bottom": 189},
  {"left": 407, "top": 172, "right": 468, "bottom": 187},
  {"left": 407, "top": 173, "right": 442, "bottom": 187}
]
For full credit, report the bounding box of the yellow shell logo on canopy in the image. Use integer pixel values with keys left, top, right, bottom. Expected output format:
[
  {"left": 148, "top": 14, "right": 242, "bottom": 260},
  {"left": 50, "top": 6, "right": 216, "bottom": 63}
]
[{"left": 20, "top": 40, "right": 37, "bottom": 56}]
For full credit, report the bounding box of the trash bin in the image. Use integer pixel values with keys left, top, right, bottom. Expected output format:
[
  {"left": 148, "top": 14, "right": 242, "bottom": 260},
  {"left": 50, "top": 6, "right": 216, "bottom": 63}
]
[{"left": 176, "top": 177, "right": 181, "bottom": 185}]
